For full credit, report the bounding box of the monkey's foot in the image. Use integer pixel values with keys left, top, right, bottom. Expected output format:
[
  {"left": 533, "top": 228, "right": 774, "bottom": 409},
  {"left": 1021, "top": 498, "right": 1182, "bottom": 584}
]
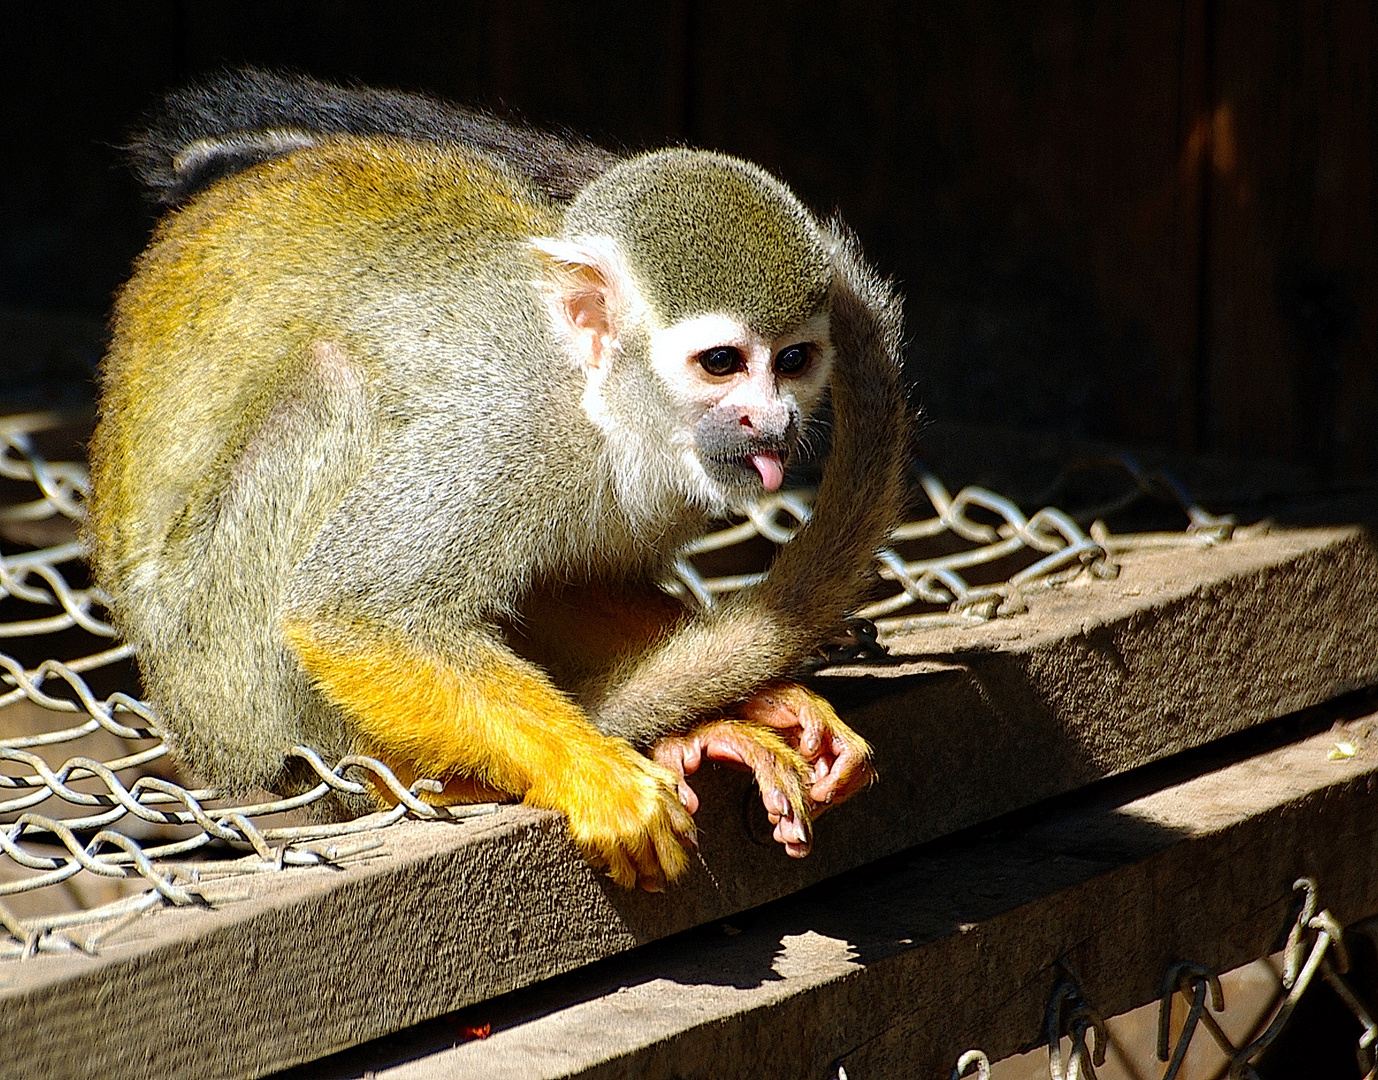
[
  {"left": 652, "top": 719, "right": 815, "bottom": 858},
  {"left": 734, "top": 683, "right": 874, "bottom": 813},
  {"left": 533, "top": 742, "right": 698, "bottom": 892}
]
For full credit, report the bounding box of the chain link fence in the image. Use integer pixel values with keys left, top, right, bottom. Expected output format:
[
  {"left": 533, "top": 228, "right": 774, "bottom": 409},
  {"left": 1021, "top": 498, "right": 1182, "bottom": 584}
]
[
  {"left": 0, "top": 414, "right": 497, "bottom": 960},
  {"left": 670, "top": 458, "right": 1236, "bottom": 639},
  {"left": 940, "top": 879, "right": 1377, "bottom": 1080},
  {"left": 0, "top": 412, "right": 1236, "bottom": 961}
]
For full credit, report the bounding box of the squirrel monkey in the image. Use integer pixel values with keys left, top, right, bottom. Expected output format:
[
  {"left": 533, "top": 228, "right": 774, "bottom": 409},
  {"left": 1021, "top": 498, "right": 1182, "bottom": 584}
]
[{"left": 89, "top": 71, "right": 909, "bottom": 890}]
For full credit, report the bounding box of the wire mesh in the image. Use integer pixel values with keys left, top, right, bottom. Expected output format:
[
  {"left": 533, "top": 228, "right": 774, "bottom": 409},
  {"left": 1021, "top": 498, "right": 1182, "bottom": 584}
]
[
  {"left": 0, "top": 414, "right": 496, "bottom": 960},
  {"left": 667, "top": 455, "right": 1237, "bottom": 638},
  {"left": 0, "top": 411, "right": 1236, "bottom": 961},
  {"left": 941, "top": 878, "right": 1378, "bottom": 1080}
]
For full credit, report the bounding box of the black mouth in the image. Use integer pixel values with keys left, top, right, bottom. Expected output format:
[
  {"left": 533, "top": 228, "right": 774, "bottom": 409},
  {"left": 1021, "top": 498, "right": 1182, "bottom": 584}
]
[
  {"left": 694, "top": 416, "right": 799, "bottom": 494},
  {"left": 703, "top": 442, "right": 792, "bottom": 490},
  {"left": 706, "top": 447, "right": 788, "bottom": 469},
  {"left": 707, "top": 437, "right": 791, "bottom": 467}
]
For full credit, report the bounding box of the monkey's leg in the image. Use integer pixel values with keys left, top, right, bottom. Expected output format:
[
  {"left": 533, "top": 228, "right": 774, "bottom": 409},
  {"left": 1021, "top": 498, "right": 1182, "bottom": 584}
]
[
  {"left": 283, "top": 617, "right": 697, "bottom": 890},
  {"left": 734, "top": 684, "right": 874, "bottom": 811},
  {"left": 652, "top": 689, "right": 873, "bottom": 859},
  {"left": 513, "top": 583, "right": 832, "bottom": 852},
  {"left": 652, "top": 718, "right": 816, "bottom": 857}
]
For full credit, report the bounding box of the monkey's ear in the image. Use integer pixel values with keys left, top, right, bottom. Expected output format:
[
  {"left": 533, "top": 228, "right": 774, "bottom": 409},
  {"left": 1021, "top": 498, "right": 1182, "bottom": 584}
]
[{"left": 531, "top": 237, "right": 628, "bottom": 370}]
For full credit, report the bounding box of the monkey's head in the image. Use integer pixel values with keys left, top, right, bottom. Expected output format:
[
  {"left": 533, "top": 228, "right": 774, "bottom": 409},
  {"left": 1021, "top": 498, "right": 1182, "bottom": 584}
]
[{"left": 535, "top": 149, "right": 836, "bottom": 518}]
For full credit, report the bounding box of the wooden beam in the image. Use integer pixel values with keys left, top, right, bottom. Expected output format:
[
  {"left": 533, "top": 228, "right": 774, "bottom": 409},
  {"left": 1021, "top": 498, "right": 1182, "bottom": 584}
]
[{"left": 368, "top": 719, "right": 1378, "bottom": 1079}]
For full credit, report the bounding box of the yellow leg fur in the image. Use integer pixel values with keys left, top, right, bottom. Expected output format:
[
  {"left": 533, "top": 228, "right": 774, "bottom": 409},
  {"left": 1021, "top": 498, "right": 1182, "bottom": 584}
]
[{"left": 283, "top": 616, "right": 697, "bottom": 888}]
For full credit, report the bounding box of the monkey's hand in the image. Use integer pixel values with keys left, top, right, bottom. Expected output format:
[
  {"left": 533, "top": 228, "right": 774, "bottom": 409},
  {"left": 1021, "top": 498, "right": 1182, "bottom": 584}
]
[
  {"left": 540, "top": 742, "right": 699, "bottom": 892},
  {"left": 652, "top": 719, "right": 815, "bottom": 858},
  {"left": 286, "top": 615, "right": 698, "bottom": 893},
  {"left": 735, "top": 683, "right": 874, "bottom": 814}
]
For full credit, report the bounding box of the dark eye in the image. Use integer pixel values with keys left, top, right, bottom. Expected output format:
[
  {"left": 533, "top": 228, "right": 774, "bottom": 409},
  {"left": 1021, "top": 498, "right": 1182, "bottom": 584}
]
[
  {"left": 775, "top": 344, "right": 810, "bottom": 376},
  {"left": 698, "top": 347, "right": 744, "bottom": 377}
]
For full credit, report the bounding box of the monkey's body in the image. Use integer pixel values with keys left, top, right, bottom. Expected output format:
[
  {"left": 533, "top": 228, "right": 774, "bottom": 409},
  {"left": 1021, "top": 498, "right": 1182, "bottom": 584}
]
[
  {"left": 96, "top": 137, "right": 642, "bottom": 765},
  {"left": 91, "top": 72, "right": 908, "bottom": 888}
]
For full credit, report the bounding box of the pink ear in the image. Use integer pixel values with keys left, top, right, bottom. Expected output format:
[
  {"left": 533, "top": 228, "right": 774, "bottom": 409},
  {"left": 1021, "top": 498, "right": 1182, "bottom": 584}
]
[{"left": 532, "top": 238, "right": 623, "bottom": 369}]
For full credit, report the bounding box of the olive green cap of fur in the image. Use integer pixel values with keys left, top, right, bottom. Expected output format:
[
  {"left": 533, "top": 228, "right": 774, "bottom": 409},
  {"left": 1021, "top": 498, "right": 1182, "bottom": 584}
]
[{"left": 563, "top": 149, "right": 830, "bottom": 338}]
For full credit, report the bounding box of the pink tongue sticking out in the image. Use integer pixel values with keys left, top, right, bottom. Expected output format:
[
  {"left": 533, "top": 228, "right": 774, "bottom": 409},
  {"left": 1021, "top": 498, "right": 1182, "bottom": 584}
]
[{"left": 750, "top": 451, "right": 785, "bottom": 492}]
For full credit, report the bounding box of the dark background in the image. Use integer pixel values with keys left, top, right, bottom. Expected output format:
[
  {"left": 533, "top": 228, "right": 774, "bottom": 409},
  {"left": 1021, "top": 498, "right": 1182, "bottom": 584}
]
[{"left": 1, "top": 2, "right": 1374, "bottom": 485}]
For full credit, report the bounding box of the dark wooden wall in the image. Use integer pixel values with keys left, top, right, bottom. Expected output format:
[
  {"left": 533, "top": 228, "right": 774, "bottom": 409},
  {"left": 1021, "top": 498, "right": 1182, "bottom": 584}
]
[{"left": 1, "top": 2, "right": 1373, "bottom": 481}]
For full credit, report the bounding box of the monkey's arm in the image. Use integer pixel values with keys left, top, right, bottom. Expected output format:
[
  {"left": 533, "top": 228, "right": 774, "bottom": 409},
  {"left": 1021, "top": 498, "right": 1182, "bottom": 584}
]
[
  {"left": 512, "top": 581, "right": 865, "bottom": 854},
  {"left": 591, "top": 234, "right": 908, "bottom": 749},
  {"left": 283, "top": 612, "right": 695, "bottom": 890},
  {"left": 509, "top": 583, "right": 858, "bottom": 855}
]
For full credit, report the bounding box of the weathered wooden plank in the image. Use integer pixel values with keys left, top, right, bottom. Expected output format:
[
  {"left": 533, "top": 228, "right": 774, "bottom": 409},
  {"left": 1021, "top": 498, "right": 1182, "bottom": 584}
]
[
  {"left": 354, "top": 718, "right": 1378, "bottom": 1080},
  {"left": 3, "top": 525, "right": 1376, "bottom": 1079}
]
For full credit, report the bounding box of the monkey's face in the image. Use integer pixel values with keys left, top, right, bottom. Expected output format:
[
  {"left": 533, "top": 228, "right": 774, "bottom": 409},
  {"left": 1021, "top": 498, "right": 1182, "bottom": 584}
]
[
  {"left": 533, "top": 231, "right": 834, "bottom": 518},
  {"left": 648, "top": 311, "right": 834, "bottom": 508}
]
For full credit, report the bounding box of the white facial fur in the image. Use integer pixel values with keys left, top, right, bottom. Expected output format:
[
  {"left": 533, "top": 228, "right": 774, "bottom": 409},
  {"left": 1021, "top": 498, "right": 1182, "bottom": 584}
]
[
  {"left": 536, "top": 235, "right": 834, "bottom": 520},
  {"left": 648, "top": 311, "right": 834, "bottom": 510}
]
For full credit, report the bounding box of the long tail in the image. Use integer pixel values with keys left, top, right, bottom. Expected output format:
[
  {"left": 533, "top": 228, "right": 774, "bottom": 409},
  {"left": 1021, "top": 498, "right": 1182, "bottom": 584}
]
[
  {"left": 753, "top": 224, "right": 909, "bottom": 628},
  {"left": 126, "top": 67, "right": 615, "bottom": 208},
  {"left": 594, "top": 223, "right": 910, "bottom": 745}
]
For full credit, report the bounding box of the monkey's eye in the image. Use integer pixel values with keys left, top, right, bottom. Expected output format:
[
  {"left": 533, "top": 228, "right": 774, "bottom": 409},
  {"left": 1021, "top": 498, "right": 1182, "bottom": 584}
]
[
  {"left": 774, "top": 344, "right": 810, "bottom": 376},
  {"left": 698, "top": 347, "right": 745, "bottom": 377}
]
